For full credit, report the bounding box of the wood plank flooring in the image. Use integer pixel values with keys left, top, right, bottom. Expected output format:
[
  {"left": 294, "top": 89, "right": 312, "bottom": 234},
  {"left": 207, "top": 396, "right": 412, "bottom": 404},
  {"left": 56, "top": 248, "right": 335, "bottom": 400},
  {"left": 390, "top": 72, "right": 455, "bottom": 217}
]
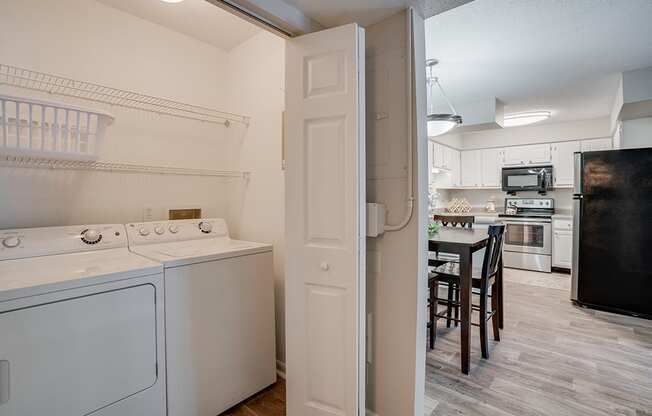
[
  {"left": 426, "top": 269, "right": 652, "bottom": 416},
  {"left": 221, "top": 380, "right": 285, "bottom": 416},
  {"left": 219, "top": 269, "right": 652, "bottom": 416}
]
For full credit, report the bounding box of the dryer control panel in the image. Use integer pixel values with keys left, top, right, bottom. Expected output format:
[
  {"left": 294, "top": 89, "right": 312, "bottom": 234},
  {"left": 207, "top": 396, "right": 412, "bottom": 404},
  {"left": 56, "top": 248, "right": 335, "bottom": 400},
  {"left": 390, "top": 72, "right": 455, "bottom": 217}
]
[
  {"left": 0, "top": 224, "right": 127, "bottom": 261},
  {"left": 126, "top": 218, "right": 229, "bottom": 247}
]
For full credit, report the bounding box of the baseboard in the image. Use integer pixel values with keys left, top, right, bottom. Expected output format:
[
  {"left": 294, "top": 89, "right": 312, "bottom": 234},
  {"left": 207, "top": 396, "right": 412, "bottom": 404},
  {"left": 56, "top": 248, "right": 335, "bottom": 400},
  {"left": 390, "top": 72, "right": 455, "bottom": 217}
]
[{"left": 276, "top": 359, "right": 286, "bottom": 380}]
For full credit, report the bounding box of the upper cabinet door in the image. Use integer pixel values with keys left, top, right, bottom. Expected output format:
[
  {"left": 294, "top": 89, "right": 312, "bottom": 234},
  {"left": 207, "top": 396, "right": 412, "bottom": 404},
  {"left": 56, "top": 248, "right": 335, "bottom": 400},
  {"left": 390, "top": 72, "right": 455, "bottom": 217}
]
[
  {"left": 285, "top": 23, "right": 365, "bottom": 416},
  {"left": 460, "top": 150, "right": 482, "bottom": 187},
  {"left": 450, "top": 148, "right": 461, "bottom": 187},
  {"left": 551, "top": 141, "right": 580, "bottom": 187},
  {"left": 503, "top": 144, "right": 552, "bottom": 166},
  {"left": 581, "top": 138, "right": 612, "bottom": 152},
  {"left": 481, "top": 148, "right": 504, "bottom": 187}
]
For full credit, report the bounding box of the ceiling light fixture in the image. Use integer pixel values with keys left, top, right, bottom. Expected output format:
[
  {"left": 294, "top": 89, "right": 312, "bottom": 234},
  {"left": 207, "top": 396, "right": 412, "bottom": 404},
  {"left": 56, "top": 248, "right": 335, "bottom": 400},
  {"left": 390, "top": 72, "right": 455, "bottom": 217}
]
[
  {"left": 426, "top": 59, "right": 462, "bottom": 137},
  {"left": 503, "top": 111, "right": 551, "bottom": 127},
  {"left": 160, "top": 0, "right": 185, "bottom": 3}
]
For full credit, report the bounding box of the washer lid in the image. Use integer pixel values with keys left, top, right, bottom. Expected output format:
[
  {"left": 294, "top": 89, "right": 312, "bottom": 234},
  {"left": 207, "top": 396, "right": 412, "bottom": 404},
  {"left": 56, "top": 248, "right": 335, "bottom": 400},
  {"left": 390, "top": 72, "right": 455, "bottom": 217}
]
[
  {"left": 0, "top": 248, "right": 162, "bottom": 302},
  {"left": 131, "top": 238, "right": 273, "bottom": 268}
]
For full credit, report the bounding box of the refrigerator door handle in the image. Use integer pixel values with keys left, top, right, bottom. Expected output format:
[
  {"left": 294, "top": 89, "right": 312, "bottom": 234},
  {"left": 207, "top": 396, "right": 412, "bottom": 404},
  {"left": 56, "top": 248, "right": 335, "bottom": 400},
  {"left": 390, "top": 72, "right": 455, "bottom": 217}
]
[
  {"left": 571, "top": 197, "right": 581, "bottom": 301},
  {"left": 573, "top": 152, "right": 582, "bottom": 194}
]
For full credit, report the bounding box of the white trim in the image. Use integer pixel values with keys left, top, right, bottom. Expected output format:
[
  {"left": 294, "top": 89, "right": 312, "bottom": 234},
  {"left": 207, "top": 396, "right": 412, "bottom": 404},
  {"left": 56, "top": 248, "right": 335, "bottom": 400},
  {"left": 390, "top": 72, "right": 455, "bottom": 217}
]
[{"left": 411, "top": 7, "right": 429, "bottom": 416}]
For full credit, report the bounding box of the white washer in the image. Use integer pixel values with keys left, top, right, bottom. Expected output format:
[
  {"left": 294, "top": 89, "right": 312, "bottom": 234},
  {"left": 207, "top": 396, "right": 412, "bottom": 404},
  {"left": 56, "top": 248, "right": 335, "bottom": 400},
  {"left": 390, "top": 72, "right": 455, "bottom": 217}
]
[
  {"left": 126, "top": 218, "right": 276, "bottom": 416},
  {"left": 0, "top": 224, "right": 166, "bottom": 416}
]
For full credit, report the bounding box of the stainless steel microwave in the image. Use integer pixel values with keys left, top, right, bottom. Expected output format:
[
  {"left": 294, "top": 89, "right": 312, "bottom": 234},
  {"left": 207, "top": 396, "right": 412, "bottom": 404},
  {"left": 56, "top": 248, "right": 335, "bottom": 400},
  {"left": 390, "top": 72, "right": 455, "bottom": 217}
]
[{"left": 501, "top": 165, "right": 553, "bottom": 193}]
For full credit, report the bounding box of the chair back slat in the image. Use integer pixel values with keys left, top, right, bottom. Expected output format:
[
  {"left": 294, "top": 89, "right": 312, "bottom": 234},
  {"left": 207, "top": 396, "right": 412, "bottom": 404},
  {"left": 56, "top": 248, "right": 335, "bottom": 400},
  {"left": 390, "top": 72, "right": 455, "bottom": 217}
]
[{"left": 482, "top": 224, "right": 505, "bottom": 279}]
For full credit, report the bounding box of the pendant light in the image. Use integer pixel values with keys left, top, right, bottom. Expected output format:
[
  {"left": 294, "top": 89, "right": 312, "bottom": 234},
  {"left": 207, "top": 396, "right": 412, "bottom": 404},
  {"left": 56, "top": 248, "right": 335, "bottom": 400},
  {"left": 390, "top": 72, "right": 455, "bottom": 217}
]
[{"left": 426, "top": 59, "right": 462, "bottom": 137}]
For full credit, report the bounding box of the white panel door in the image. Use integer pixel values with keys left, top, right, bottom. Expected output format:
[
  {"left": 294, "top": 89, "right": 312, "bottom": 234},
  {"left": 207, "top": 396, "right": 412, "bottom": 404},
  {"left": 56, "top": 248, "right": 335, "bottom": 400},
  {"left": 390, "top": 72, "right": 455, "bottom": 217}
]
[
  {"left": 285, "top": 23, "right": 365, "bottom": 416},
  {"left": 551, "top": 141, "right": 580, "bottom": 187},
  {"left": 481, "top": 148, "right": 503, "bottom": 187},
  {"left": 0, "top": 285, "right": 157, "bottom": 416}
]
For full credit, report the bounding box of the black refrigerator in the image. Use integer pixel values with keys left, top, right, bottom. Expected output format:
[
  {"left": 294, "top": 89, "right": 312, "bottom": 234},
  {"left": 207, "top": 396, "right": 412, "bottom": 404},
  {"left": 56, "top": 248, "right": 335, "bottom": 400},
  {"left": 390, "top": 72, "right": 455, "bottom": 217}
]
[{"left": 571, "top": 147, "right": 652, "bottom": 319}]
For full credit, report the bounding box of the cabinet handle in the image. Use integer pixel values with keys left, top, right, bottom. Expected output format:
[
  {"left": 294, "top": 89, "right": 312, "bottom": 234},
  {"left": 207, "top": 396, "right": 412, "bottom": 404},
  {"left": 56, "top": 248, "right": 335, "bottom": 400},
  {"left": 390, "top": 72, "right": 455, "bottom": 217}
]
[{"left": 0, "top": 360, "right": 9, "bottom": 405}]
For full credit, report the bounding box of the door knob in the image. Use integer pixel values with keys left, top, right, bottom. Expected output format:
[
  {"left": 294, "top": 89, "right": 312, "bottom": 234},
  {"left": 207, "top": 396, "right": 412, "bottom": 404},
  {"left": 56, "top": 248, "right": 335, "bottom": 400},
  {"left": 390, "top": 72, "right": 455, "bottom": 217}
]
[{"left": 320, "top": 261, "right": 330, "bottom": 271}]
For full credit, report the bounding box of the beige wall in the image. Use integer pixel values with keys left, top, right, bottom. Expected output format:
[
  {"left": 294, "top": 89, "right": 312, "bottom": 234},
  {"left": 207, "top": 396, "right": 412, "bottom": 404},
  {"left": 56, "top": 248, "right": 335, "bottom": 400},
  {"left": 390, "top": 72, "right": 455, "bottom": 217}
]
[
  {"left": 366, "top": 10, "right": 426, "bottom": 415},
  {"left": 0, "top": 0, "right": 236, "bottom": 228},
  {"left": 225, "top": 32, "right": 287, "bottom": 366}
]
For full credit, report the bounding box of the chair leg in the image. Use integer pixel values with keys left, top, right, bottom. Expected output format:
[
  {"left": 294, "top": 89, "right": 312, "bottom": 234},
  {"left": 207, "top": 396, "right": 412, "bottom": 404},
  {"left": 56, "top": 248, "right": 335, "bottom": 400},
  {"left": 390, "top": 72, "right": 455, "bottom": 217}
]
[
  {"left": 446, "top": 284, "right": 453, "bottom": 328},
  {"left": 454, "top": 284, "right": 460, "bottom": 328},
  {"left": 479, "top": 281, "right": 489, "bottom": 359},
  {"left": 429, "top": 281, "right": 436, "bottom": 349},
  {"left": 491, "top": 282, "right": 500, "bottom": 342}
]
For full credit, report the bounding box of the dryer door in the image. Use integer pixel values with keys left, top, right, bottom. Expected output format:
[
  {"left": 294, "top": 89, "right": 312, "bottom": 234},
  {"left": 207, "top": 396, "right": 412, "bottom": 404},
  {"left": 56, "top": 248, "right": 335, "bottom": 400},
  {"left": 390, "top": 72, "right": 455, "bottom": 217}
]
[{"left": 0, "top": 284, "right": 157, "bottom": 416}]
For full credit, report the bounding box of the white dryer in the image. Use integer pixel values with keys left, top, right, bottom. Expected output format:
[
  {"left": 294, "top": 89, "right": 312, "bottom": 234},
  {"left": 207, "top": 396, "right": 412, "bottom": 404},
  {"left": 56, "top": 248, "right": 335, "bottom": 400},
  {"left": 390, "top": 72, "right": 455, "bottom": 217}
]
[
  {"left": 126, "top": 218, "right": 276, "bottom": 416},
  {"left": 0, "top": 224, "right": 166, "bottom": 416}
]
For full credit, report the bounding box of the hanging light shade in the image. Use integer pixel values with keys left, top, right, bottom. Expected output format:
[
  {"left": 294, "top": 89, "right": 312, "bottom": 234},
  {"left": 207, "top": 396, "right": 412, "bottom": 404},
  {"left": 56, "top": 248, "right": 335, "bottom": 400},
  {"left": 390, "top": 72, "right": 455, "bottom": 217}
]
[
  {"left": 426, "top": 59, "right": 462, "bottom": 137},
  {"left": 427, "top": 114, "right": 463, "bottom": 136}
]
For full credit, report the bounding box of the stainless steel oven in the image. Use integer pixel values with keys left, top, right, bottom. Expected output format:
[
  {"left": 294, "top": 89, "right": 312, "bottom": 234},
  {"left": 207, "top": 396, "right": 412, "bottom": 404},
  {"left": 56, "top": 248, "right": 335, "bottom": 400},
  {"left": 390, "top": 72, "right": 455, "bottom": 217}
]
[
  {"left": 503, "top": 218, "right": 552, "bottom": 255},
  {"left": 502, "top": 218, "right": 552, "bottom": 272},
  {"left": 502, "top": 165, "right": 553, "bottom": 193}
]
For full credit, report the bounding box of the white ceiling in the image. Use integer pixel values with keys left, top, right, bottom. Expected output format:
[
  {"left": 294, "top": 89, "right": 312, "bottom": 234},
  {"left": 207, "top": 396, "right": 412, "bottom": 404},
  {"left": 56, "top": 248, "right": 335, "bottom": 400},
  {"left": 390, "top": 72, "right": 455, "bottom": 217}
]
[
  {"left": 426, "top": 0, "right": 652, "bottom": 124},
  {"left": 97, "top": 0, "right": 261, "bottom": 51},
  {"left": 282, "top": 0, "right": 473, "bottom": 28}
]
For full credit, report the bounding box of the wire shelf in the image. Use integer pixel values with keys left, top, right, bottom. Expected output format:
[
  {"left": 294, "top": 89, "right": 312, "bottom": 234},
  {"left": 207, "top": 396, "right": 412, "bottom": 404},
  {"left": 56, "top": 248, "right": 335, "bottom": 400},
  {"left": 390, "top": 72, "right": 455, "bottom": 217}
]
[
  {"left": 0, "top": 63, "right": 250, "bottom": 127},
  {"left": 0, "top": 155, "right": 250, "bottom": 179}
]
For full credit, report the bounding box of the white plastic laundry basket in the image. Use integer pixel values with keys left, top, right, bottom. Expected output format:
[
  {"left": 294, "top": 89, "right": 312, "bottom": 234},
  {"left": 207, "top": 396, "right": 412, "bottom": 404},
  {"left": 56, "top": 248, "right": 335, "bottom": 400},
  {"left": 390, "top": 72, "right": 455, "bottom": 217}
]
[{"left": 0, "top": 94, "right": 114, "bottom": 160}]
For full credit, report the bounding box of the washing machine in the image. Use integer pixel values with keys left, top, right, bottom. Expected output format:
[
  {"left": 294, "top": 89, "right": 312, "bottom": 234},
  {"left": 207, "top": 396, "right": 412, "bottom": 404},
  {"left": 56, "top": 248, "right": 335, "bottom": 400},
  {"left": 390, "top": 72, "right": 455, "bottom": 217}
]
[
  {"left": 0, "top": 224, "right": 166, "bottom": 416},
  {"left": 126, "top": 218, "right": 276, "bottom": 416}
]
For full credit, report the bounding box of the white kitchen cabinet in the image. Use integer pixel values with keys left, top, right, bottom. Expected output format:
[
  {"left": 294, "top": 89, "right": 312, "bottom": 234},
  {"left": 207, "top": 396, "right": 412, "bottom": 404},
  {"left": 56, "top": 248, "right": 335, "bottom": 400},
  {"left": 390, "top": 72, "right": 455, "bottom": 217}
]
[
  {"left": 432, "top": 142, "right": 444, "bottom": 169},
  {"left": 552, "top": 218, "right": 573, "bottom": 269},
  {"left": 481, "top": 148, "right": 504, "bottom": 187},
  {"left": 503, "top": 144, "right": 552, "bottom": 166},
  {"left": 553, "top": 230, "right": 573, "bottom": 269},
  {"left": 430, "top": 143, "right": 461, "bottom": 188},
  {"left": 581, "top": 138, "right": 612, "bottom": 152},
  {"left": 551, "top": 141, "right": 581, "bottom": 187},
  {"left": 449, "top": 148, "right": 461, "bottom": 187},
  {"left": 460, "top": 150, "right": 482, "bottom": 187}
]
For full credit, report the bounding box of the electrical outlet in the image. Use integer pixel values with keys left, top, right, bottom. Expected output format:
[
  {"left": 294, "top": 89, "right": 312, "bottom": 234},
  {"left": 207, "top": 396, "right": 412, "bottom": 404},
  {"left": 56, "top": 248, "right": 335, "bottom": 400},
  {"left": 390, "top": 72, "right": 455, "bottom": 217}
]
[{"left": 143, "top": 206, "right": 154, "bottom": 221}]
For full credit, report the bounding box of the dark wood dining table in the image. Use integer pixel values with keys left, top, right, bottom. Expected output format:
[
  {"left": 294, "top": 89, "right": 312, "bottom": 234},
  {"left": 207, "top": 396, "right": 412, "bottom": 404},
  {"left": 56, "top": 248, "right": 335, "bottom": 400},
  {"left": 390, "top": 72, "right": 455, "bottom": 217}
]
[{"left": 429, "top": 227, "right": 504, "bottom": 374}]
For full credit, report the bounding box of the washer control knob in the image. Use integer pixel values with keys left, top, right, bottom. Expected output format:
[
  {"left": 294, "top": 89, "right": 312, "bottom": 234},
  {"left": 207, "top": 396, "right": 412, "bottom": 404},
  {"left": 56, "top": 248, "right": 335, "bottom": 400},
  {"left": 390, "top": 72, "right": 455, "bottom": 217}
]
[
  {"left": 81, "top": 229, "right": 102, "bottom": 245},
  {"left": 198, "top": 221, "right": 212, "bottom": 234},
  {"left": 169, "top": 224, "right": 180, "bottom": 234},
  {"left": 154, "top": 226, "right": 165, "bottom": 235},
  {"left": 2, "top": 236, "right": 21, "bottom": 248},
  {"left": 139, "top": 227, "right": 150, "bottom": 237}
]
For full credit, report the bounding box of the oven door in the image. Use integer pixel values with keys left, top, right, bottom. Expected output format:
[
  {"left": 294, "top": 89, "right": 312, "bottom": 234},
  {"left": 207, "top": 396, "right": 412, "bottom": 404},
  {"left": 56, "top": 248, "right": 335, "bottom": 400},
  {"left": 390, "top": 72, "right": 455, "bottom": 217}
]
[
  {"left": 502, "top": 168, "right": 545, "bottom": 192},
  {"left": 503, "top": 219, "right": 551, "bottom": 255}
]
